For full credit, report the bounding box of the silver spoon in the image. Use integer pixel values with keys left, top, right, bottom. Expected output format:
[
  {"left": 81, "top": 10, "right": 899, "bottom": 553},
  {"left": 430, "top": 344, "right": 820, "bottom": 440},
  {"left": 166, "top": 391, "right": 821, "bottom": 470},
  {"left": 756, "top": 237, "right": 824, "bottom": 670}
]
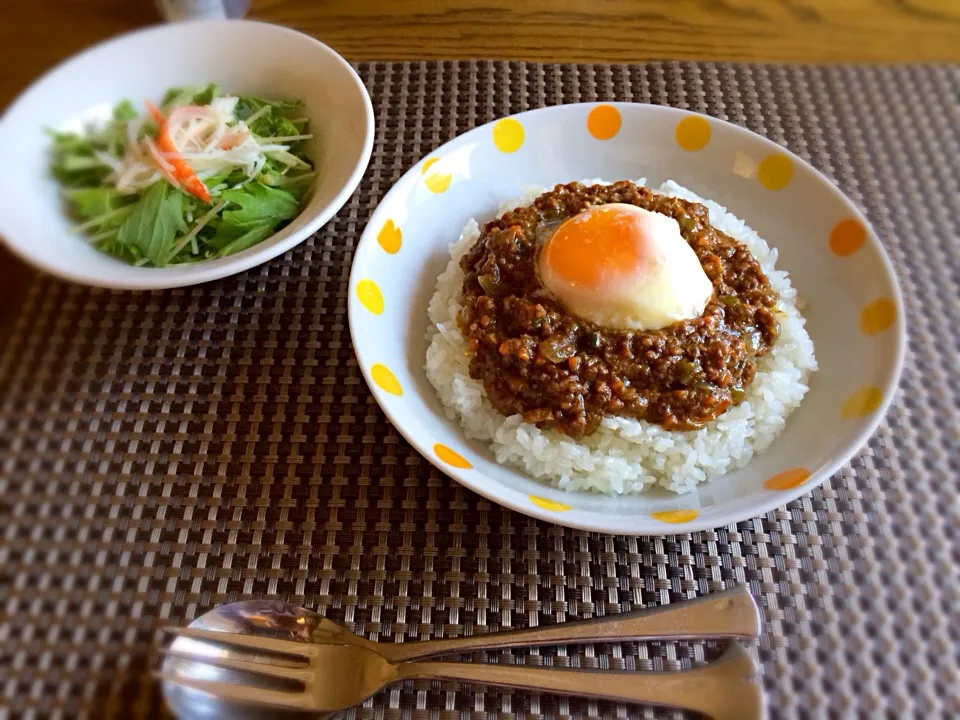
[
  {"left": 160, "top": 637, "right": 764, "bottom": 720},
  {"left": 162, "top": 587, "right": 759, "bottom": 719}
]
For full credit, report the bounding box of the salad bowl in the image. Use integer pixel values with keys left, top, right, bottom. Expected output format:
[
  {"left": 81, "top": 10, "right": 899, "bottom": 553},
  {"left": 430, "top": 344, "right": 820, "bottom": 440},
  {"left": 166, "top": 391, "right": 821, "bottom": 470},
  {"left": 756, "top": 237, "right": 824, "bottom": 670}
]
[{"left": 0, "top": 20, "right": 373, "bottom": 289}]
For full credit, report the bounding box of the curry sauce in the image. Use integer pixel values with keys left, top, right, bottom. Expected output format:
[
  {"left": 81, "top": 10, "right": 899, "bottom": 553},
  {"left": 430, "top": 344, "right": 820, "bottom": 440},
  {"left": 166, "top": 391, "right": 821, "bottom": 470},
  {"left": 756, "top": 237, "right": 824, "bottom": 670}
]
[{"left": 457, "top": 181, "right": 780, "bottom": 438}]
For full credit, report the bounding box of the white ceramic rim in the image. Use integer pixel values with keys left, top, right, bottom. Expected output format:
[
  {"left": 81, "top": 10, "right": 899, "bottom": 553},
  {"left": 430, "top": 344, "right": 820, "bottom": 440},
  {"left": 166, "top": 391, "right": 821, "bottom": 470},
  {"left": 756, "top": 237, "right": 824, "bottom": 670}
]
[
  {"left": 0, "top": 20, "right": 374, "bottom": 290},
  {"left": 349, "top": 103, "right": 906, "bottom": 534}
]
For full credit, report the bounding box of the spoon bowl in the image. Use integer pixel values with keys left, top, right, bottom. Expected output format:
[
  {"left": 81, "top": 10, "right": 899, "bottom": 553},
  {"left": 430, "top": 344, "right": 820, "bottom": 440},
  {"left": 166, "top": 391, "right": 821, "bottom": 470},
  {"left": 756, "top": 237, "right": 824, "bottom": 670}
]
[{"left": 161, "top": 600, "right": 357, "bottom": 720}]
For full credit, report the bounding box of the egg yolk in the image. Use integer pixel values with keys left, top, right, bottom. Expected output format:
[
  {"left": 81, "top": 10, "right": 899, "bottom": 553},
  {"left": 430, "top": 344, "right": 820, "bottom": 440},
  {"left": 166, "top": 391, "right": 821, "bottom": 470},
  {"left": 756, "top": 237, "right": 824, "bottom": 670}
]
[
  {"left": 537, "top": 202, "right": 714, "bottom": 331},
  {"left": 540, "top": 206, "right": 648, "bottom": 289}
]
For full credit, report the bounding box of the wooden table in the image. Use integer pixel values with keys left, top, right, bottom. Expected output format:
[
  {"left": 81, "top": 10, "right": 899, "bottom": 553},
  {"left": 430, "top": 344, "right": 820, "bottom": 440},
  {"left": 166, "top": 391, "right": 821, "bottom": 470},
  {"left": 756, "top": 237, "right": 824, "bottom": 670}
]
[
  {"left": 3, "top": 0, "right": 960, "bottom": 109},
  {"left": 0, "top": 0, "right": 958, "bottom": 320}
]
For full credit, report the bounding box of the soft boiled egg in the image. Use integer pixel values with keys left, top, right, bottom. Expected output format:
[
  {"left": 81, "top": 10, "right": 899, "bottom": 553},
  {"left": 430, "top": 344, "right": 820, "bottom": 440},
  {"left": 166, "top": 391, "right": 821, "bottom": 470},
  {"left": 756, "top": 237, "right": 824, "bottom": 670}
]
[{"left": 538, "top": 203, "right": 713, "bottom": 331}]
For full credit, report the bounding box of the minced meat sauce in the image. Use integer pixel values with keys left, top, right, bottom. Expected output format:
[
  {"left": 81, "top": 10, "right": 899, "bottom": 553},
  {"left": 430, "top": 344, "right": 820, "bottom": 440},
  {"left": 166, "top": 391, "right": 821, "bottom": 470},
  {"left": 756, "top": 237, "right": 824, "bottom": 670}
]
[{"left": 457, "top": 181, "right": 780, "bottom": 438}]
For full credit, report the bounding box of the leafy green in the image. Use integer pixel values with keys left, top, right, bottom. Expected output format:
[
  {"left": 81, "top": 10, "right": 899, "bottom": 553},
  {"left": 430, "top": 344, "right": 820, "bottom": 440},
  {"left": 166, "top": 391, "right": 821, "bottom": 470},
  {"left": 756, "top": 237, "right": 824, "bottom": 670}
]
[
  {"left": 202, "top": 168, "right": 252, "bottom": 194},
  {"left": 47, "top": 129, "right": 110, "bottom": 185},
  {"left": 259, "top": 171, "right": 315, "bottom": 201},
  {"left": 203, "top": 183, "right": 299, "bottom": 257},
  {"left": 250, "top": 111, "right": 300, "bottom": 140},
  {"left": 216, "top": 222, "right": 277, "bottom": 256},
  {"left": 46, "top": 128, "right": 90, "bottom": 151},
  {"left": 51, "top": 89, "right": 313, "bottom": 267},
  {"left": 192, "top": 83, "right": 221, "bottom": 106},
  {"left": 63, "top": 188, "right": 138, "bottom": 236},
  {"left": 161, "top": 83, "right": 221, "bottom": 110},
  {"left": 220, "top": 183, "right": 299, "bottom": 227},
  {"left": 58, "top": 154, "right": 105, "bottom": 172},
  {"left": 116, "top": 183, "right": 188, "bottom": 266},
  {"left": 237, "top": 94, "right": 303, "bottom": 114},
  {"left": 113, "top": 100, "right": 138, "bottom": 122},
  {"left": 46, "top": 98, "right": 139, "bottom": 184},
  {"left": 63, "top": 188, "right": 127, "bottom": 218},
  {"left": 235, "top": 95, "right": 311, "bottom": 162}
]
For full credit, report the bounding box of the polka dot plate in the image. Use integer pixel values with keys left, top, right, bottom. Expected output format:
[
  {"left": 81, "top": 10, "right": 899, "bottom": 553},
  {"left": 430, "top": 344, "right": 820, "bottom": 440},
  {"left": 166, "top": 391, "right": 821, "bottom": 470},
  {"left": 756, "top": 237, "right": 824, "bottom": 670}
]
[{"left": 348, "top": 103, "right": 905, "bottom": 534}]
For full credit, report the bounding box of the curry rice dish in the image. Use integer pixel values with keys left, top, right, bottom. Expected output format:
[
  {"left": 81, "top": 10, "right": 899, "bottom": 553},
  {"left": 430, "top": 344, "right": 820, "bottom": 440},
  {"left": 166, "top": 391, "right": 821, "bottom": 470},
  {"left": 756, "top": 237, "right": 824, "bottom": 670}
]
[{"left": 426, "top": 180, "right": 817, "bottom": 495}]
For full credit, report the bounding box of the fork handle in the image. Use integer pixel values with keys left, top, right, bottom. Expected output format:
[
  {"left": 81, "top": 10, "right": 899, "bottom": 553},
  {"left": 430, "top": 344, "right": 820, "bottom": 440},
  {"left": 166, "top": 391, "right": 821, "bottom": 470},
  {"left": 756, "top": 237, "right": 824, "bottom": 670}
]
[
  {"left": 395, "top": 641, "right": 764, "bottom": 720},
  {"left": 381, "top": 586, "right": 759, "bottom": 663}
]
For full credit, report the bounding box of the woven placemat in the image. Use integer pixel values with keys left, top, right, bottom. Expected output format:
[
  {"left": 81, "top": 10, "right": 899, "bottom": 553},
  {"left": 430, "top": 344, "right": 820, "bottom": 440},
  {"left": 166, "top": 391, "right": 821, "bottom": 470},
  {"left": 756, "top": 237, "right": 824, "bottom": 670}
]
[{"left": 1, "top": 62, "right": 958, "bottom": 719}]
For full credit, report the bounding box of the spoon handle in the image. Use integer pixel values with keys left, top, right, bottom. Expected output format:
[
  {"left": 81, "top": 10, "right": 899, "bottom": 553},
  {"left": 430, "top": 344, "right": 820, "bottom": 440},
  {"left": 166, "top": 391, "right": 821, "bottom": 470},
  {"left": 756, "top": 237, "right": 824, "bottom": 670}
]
[
  {"left": 381, "top": 585, "right": 759, "bottom": 663},
  {"left": 395, "top": 641, "right": 765, "bottom": 720}
]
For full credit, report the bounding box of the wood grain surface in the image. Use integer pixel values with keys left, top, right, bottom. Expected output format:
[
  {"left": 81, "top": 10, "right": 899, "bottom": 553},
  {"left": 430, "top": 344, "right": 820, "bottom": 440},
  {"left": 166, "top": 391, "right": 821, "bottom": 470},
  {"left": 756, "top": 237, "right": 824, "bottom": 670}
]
[
  {"left": 2, "top": 0, "right": 960, "bottom": 108},
  {"left": 253, "top": 0, "right": 960, "bottom": 63}
]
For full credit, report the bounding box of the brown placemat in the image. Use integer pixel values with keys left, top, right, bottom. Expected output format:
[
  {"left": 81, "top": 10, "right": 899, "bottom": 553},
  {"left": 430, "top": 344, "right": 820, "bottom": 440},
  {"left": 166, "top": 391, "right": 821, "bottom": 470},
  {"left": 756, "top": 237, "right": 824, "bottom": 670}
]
[{"left": 2, "top": 62, "right": 959, "bottom": 719}]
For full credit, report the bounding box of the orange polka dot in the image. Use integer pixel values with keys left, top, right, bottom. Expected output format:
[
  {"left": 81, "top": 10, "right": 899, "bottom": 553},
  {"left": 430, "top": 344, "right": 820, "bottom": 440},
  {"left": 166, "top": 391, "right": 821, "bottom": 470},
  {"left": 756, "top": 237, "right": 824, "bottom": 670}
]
[
  {"left": 435, "top": 443, "right": 472, "bottom": 469},
  {"left": 830, "top": 218, "right": 866, "bottom": 257},
  {"left": 757, "top": 153, "right": 794, "bottom": 190},
  {"left": 764, "top": 467, "right": 811, "bottom": 491},
  {"left": 841, "top": 387, "right": 883, "bottom": 419},
  {"left": 377, "top": 220, "right": 402, "bottom": 254},
  {"left": 587, "top": 104, "right": 622, "bottom": 140},
  {"left": 529, "top": 496, "right": 572, "bottom": 512},
  {"left": 860, "top": 298, "right": 896, "bottom": 335},
  {"left": 492, "top": 118, "right": 525, "bottom": 153},
  {"left": 356, "top": 279, "right": 384, "bottom": 315},
  {"left": 371, "top": 364, "right": 402, "bottom": 396},
  {"left": 675, "top": 116, "right": 711, "bottom": 151},
  {"left": 651, "top": 509, "right": 699, "bottom": 524}
]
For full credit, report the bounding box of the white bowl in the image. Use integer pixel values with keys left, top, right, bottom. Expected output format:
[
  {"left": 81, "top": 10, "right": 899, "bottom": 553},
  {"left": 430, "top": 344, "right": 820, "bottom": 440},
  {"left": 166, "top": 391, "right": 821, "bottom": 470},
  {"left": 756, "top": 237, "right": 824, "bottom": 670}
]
[
  {"left": 348, "top": 103, "right": 905, "bottom": 534},
  {"left": 0, "top": 20, "right": 373, "bottom": 289}
]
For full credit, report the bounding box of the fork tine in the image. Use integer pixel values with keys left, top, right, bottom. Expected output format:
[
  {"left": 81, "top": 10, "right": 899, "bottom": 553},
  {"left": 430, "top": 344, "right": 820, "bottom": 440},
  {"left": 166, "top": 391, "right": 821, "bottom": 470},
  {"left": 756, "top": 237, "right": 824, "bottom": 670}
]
[
  {"left": 162, "top": 627, "right": 316, "bottom": 658},
  {"left": 160, "top": 649, "right": 311, "bottom": 683},
  {"left": 155, "top": 672, "right": 312, "bottom": 711}
]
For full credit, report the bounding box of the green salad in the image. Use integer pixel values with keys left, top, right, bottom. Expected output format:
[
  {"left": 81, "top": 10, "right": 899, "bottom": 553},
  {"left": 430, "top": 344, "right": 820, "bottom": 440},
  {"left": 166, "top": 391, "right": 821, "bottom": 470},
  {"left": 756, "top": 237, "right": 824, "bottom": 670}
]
[{"left": 48, "top": 84, "right": 314, "bottom": 267}]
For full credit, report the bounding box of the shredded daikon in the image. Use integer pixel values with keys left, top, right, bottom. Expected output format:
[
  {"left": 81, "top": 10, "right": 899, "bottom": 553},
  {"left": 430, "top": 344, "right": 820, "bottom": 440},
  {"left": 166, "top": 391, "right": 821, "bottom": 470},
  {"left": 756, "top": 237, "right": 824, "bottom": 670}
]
[{"left": 109, "top": 96, "right": 301, "bottom": 195}]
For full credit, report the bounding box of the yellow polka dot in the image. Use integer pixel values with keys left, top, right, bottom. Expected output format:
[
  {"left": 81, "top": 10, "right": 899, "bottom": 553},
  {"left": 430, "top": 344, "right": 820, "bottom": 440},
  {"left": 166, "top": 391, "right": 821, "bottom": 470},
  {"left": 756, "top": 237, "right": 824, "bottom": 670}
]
[
  {"left": 763, "top": 467, "right": 811, "bottom": 491},
  {"left": 529, "top": 496, "right": 572, "bottom": 512},
  {"left": 651, "top": 509, "right": 699, "bottom": 524},
  {"left": 757, "top": 153, "right": 794, "bottom": 190},
  {"left": 587, "top": 104, "right": 622, "bottom": 140},
  {"left": 434, "top": 443, "right": 472, "bottom": 469},
  {"left": 493, "top": 118, "right": 525, "bottom": 153},
  {"left": 356, "top": 279, "right": 384, "bottom": 315},
  {"left": 860, "top": 298, "right": 896, "bottom": 335},
  {"left": 841, "top": 387, "right": 883, "bottom": 419},
  {"left": 675, "top": 116, "right": 711, "bottom": 151},
  {"left": 425, "top": 173, "right": 452, "bottom": 193},
  {"left": 830, "top": 218, "right": 866, "bottom": 257},
  {"left": 371, "top": 364, "right": 402, "bottom": 396},
  {"left": 377, "top": 220, "right": 402, "bottom": 254},
  {"left": 420, "top": 157, "right": 452, "bottom": 192}
]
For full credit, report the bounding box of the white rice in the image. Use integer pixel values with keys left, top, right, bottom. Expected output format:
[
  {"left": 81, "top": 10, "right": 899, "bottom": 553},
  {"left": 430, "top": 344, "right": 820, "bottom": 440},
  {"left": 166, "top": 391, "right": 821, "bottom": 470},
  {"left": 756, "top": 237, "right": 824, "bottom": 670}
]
[{"left": 425, "top": 180, "right": 817, "bottom": 495}]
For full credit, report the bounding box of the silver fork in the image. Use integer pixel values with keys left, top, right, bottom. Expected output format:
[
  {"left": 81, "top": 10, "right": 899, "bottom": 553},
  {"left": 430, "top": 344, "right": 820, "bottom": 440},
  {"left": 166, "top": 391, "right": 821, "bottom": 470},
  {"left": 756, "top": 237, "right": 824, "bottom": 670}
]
[
  {"left": 168, "top": 585, "right": 760, "bottom": 665},
  {"left": 159, "top": 634, "right": 765, "bottom": 720}
]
